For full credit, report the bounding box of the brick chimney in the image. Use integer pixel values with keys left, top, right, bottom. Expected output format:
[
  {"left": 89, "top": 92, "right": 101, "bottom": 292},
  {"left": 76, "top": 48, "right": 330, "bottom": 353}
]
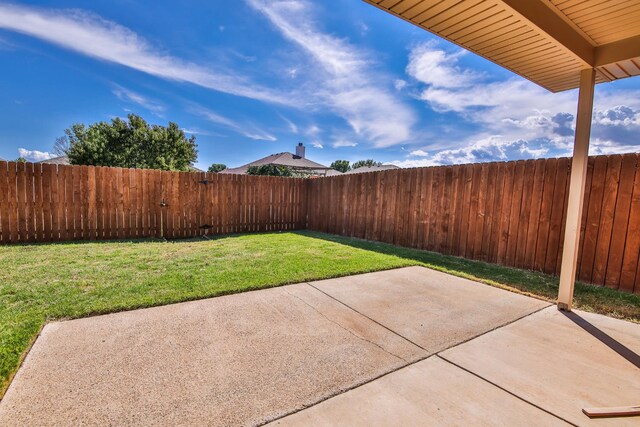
[{"left": 295, "top": 142, "right": 305, "bottom": 159}]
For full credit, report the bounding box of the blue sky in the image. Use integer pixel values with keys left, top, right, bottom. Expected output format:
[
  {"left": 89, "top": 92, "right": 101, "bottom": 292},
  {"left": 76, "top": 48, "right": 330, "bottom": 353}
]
[{"left": 1, "top": 0, "right": 639, "bottom": 170}]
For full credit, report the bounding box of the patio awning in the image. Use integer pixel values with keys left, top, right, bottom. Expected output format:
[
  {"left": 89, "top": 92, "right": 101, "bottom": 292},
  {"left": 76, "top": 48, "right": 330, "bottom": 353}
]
[
  {"left": 364, "top": 0, "right": 640, "bottom": 312},
  {"left": 364, "top": 0, "right": 640, "bottom": 93}
]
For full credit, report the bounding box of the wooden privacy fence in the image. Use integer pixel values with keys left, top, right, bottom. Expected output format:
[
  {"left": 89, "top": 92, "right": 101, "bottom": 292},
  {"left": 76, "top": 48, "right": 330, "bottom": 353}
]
[
  {"left": 308, "top": 153, "right": 640, "bottom": 294},
  {"left": 0, "top": 162, "right": 307, "bottom": 243},
  {"left": 2, "top": 154, "right": 640, "bottom": 293}
]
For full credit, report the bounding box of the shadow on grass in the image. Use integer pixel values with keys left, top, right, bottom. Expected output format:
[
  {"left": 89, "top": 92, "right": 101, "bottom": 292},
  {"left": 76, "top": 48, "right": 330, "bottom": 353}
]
[{"left": 296, "top": 230, "right": 640, "bottom": 323}]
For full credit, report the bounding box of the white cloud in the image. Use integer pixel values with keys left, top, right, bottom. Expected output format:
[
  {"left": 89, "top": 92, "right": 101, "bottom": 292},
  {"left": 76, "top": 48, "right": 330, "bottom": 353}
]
[
  {"left": 247, "top": 0, "right": 416, "bottom": 148},
  {"left": 279, "top": 114, "right": 298, "bottom": 133},
  {"left": 390, "top": 158, "right": 439, "bottom": 168},
  {"left": 0, "top": 35, "right": 16, "bottom": 50},
  {"left": 589, "top": 138, "right": 640, "bottom": 155},
  {"left": 112, "top": 86, "right": 165, "bottom": 115},
  {"left": 306, "top": 125, "right": 320, "bottom": 136},
  {"left": 332, "top": 139, "right": 357, "bottom": 148},
  {"left": 593, "top": 105, "right": 640, "bottom": 127},
  {"left": 392, "top": 135, "right": 550, "bottom": 168},
  {"left": 406, "top": 42, "right": 578, "bottom": 138},
  {"left": 419, "top": 78, "right": 577, "bottom": 121},
  {"left": 0, "top": 3, "right": 292, "bottom": 105},
  {"left": 405, "top": 41, "right": 640, "bottom": 160},
  {"left": 358, "top": 22, "right": 369, "bottom": 36},
  {"left": 590, "top": 105, "right": 640, "bottom": 148},
  {"left": 193, "top": 106, "right": 277, "bottom": 141},
  {"left": 311, "top": 141, "right": 323, "bottom": 148},
  {"left": 181, "top": 128, "right": 222, "bottom": 137},
  {"left": 18, "top": 148, "right": 54, "bottom": 162},
  {"left": 407, "top": 42, "right": 640, "bottom": 137},
  {"left": 407, "top": 42, "right": 479, "bottom": 89},
  {"left": 394, "top": 79, "right": 407, "bottom": 91},
  {"left": 242, "top": 132, "right": 277, "bottom": 142},
  {"left": 229, "top": 50, "right": 257, "bottom": 63},
  {"left": 409, "top": 150, "right": 428, "bottom": 157}
]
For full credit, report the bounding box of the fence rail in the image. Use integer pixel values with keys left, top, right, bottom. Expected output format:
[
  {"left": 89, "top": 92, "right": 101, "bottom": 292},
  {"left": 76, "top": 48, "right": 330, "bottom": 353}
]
[
  {"left": 1, "top": 154, "right": 640, "bottom": 294},
  {"left": 308, "top": 153, "right": 640, "bottom": 294},
  {"left": 0, "top": 162, "right": 307, "bottom": 243}
]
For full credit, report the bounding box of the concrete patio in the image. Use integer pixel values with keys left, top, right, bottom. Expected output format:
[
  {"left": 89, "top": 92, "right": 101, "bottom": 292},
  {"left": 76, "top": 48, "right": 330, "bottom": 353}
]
[{"left": 1, "top": 267, "right": 638, "bottom": 426}]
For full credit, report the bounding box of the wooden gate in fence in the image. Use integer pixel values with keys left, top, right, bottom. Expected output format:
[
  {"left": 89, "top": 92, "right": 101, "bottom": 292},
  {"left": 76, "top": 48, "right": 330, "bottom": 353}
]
[{"left": 0, "top": 162, "right": 308, "bottom": 243}]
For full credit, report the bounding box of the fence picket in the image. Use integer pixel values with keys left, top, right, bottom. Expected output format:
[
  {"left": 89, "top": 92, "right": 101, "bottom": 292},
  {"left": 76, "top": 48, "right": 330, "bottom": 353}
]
[
  {"left": 592, "top": 156, "right": 622, "bottom": 285},
  {"left": 620, "top": 156, "right": 640, "bottom": 292},
  {"left": 0, "top": 162, "right": 9, "bottom": 243}
]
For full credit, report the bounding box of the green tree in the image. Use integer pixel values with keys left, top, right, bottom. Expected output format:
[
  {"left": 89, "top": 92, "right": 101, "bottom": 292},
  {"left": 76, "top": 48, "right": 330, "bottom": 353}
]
[
  {"left": 352, "top": 159, "right": 382, "bottom": 169},
  {"left": 15, "top": 157, "right": 26, "bottom": 163},
  {"left": 208, "top": 163, "right": 227, "bottom": 173},
  {"left": 246, "top": 165, "right": 292, "bottom": 177},
  {"left": 330, "top": 160, "right": 350, "bottom": 173},
  {"left": 63, "top": 114, "right": 197, "bottom": 171}
]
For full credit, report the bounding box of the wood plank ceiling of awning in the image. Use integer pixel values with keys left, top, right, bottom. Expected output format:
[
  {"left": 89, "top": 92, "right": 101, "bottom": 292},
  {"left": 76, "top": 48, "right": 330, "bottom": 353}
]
[{"left": 364, "top": 0, "right": 640, "bottom": 92}]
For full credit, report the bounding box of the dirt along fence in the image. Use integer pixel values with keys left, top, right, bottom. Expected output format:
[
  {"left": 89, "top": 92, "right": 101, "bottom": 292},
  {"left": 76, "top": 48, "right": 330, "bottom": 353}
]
[
  {"left": 308, "top": 153, "right": 640, "bottom": 294},
  {"left": 2, "top": 153, "right": 640, "bottom": 293},
  {"left": 0, "top": 162, "right": 308, "bottom": 243}
]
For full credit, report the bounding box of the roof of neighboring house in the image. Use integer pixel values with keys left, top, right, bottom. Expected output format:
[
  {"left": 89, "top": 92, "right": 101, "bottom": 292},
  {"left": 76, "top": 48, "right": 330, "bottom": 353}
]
[
  {"left": 222, "top": 152, "right": 331, "bottom": 175},
  {"left": 306, "top": 168, "right": 344, "bottom": 178},
  {"left": 343, "top": 165, "right": 400, "bottom": 174},
  {"left": 38, "top": 155, "right": 70, "bottom": 165},
  {"left": 323, "top": 169, "right": 344, "bottom": 177}
]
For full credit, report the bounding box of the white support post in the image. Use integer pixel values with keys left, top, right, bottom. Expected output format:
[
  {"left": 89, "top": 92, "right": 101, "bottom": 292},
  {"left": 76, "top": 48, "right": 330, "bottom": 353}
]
[{"left": 557, "top": 68, "right": 596, "bottom": 311}]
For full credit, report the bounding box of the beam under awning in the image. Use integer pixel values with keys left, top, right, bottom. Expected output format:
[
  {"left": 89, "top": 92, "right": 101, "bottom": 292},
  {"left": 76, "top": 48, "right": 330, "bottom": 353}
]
[
  {"left": 595, "top": 35, "right": 640, "bottom": 68},
  {"left": 500, "top": 0, "right": 594, "bottom": 67}
]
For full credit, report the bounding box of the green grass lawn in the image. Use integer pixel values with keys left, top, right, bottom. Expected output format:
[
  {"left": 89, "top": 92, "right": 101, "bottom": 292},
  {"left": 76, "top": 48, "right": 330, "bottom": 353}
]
[{"left": 1, "top": 230, "right": 639, "bottom": 398}]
